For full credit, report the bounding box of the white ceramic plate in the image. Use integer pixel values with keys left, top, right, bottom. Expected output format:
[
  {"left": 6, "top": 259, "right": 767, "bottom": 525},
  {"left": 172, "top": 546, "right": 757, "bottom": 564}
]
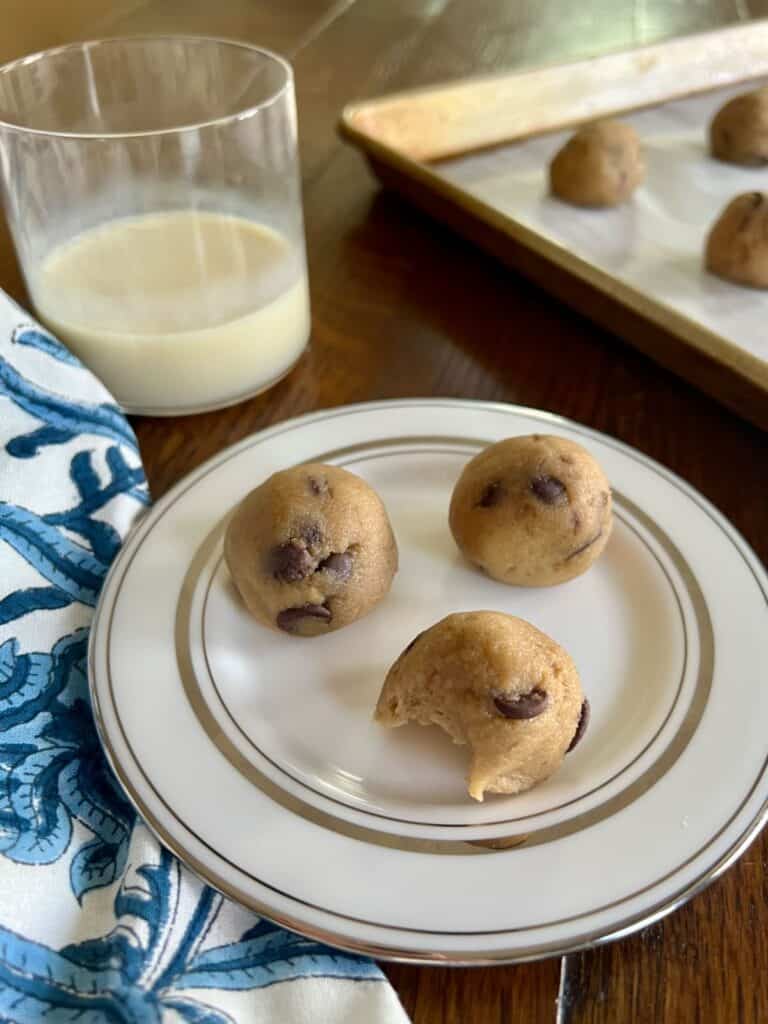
[{"left": 90, "top": 400, "right": 768, "bottom": 963}]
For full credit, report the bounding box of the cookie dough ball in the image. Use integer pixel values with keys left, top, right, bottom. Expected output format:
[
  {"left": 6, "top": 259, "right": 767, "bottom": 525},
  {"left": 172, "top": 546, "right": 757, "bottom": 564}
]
[
  {"left": 375, "top": 612, "right": 588, "bottom": 801},
  {"left": 710, "top": 87, "right": 768, "bottom": 166},
  {"left": 549, "top": 119, "right": 645, "bottom": 208},
  {"left": 225, "top": 463, "right": 398, "bottom": 637},
  {"left": 449, "top": 435, "right": 612, "bottom": 587},
  {"left": 705, "top": 191, "right": 768, "bottom": 288}
]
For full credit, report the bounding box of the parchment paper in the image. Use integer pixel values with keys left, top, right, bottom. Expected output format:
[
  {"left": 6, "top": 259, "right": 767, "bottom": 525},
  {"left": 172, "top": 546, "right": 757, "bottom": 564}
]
[{"left": 439, "top": 79, "right": 768, "bottom": 373}]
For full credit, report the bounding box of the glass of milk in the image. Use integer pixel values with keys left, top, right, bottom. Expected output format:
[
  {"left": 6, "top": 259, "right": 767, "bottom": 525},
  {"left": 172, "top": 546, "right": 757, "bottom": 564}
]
[{"left": 0, "top": 36, "right": 310, "bottom": 414}]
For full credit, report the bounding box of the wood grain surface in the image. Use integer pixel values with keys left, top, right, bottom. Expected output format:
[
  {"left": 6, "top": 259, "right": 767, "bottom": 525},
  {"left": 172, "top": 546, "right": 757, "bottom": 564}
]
[{"left": 3, "top": 2, "right": 768, "bottom": 1022}]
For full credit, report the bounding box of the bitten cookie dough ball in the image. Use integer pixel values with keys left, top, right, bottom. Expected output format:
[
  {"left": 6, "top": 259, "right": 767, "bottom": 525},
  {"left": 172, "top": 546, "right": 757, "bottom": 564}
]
[
  {"left": 449, "top": 435, "right": 612, "bottom": 587},
  {"left": 705, "top": 191, "right": 768, "bottom": 288},
  {"left": 710, "top": 87, "right": 768, "bottom": 166},
  {"left": 224, "top": 463, "right": 398, "bottom": 637},
  {"left": 375, "top": 612, "right": 589, "bottom": 801},
  {"left": 549, "top": 119, "right": 645, "bottom": 208}
]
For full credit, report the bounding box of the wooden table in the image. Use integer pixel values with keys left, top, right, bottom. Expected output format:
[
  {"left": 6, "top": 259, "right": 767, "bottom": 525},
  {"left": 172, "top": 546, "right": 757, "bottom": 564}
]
[{"left": 3, "top": 2, "right": 768, "bottom": 1021}]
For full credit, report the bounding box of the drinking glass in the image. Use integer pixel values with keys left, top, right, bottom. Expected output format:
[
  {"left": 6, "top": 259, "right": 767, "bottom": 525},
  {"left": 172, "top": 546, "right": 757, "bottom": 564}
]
[{"left": 0, "top": 36, "right": 310, "bottom": 415}]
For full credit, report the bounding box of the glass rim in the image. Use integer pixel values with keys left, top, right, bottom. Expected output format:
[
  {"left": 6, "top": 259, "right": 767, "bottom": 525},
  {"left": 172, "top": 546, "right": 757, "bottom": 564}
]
[{"left": 0, "top": 34, "right": 293, "bottom": 140}]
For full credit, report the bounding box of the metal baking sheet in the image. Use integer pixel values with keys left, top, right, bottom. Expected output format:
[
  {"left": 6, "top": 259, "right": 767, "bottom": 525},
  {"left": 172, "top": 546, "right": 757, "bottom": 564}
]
[
  {"left": 341, "top": 22, "right": 768, "bottom": 428},
  {"left": 438, "top": 80, "right": 768, "bottom": 384}
]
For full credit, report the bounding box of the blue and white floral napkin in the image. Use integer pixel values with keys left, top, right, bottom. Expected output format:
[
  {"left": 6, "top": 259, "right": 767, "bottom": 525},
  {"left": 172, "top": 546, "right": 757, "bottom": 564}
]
[{"left": 0, "top": 290, "right": 409, "bottom": 1024}]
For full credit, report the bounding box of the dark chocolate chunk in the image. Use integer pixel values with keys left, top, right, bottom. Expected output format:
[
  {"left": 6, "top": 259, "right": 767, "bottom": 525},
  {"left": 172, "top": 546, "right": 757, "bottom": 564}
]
[
  {"left": 276, "top": 603, "right": 332, "bottom": 633},
  {"left": 318, "top": 550, "right": 353, "bottom": 580},
  {"left": 530, "top": 475, "right": 568, "bottom": 506},
  {"left": 567, "top": 698, "right": 591, "bottom": 752},
  {"left": 493, "top": 687, "right": 549, "bottom": 720},
  {"left": 270, "top": 542, "right": 314, "bottom": 582},
  {"left": 477, "top": 481, "right": 507, "bottom": 508}
]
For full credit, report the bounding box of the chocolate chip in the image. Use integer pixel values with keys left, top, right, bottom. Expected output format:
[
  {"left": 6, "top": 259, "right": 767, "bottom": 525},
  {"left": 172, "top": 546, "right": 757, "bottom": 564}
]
[
  {"left": 270, "top": 542, "right": 314, "bottom": 582},
  {"left": 276, "top": 603, "right": 332, "bottom": 633},
  {"left": 739, "top": 193, "right": 765, "bottom": 229},
  {"left": 567, "top": 698, "right": 590, "bottom": 752},
  {"left": 566, "top": 530, "right": 602, "bottom": 561},
  {"left": 299, "top": 522, "right": 323, "bottom": 548},
  {"left": 530, "top": 475, "right": 568, "bottom": 506},
  {"left": 493, "top": 687, "right": 549, "bottom": 720},
  {"left": 318, "top": 550, "right": 353, "bottom": 580},
  {"left": 477, "top": 481, "right": 507, "bottom": 508},
  {"left": 308, "top": 476, "right": 329, "bottom": 497},
  {"left": 403, "top": 630, "right": 426, "bottom": 656}
]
